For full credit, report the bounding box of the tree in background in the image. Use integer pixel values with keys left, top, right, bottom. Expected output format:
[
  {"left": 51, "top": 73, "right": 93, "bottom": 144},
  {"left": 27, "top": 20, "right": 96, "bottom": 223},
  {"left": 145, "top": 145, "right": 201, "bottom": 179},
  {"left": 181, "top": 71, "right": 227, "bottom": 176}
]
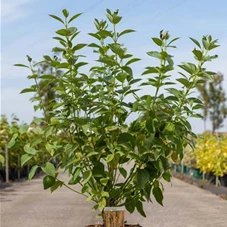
[
  {"left": 197, "top": 72, "right": 227, "bottom": 133},
  {"left": 208, "top": 73, "right": 227, "bottom": 133},
  {"left": 33, "top": 60, "right": 61, "bottom": 122}
]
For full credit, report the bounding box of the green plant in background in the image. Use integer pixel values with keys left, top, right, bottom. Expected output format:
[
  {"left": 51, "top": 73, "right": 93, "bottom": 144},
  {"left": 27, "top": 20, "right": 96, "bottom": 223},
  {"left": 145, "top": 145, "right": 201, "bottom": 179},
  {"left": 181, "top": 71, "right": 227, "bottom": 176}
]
[
  {"left": 0, "top": 115, "right": 28, "bottom": 170},
  {"left": 0, "top": 115, "right": 8, "bottom": 167},
  {"left": 15, "top": 9, "right": 219, "bottom": 218},
  {"left": 0, "top": 115, "right": 52, "bottom": 179}
]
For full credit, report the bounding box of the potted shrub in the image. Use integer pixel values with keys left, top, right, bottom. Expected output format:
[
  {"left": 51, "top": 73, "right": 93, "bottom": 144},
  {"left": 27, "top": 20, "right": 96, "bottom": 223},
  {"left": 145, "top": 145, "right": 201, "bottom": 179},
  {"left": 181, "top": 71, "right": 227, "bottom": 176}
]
[{"left": 15, "top": 9, "right": 219, "bottom": 227}]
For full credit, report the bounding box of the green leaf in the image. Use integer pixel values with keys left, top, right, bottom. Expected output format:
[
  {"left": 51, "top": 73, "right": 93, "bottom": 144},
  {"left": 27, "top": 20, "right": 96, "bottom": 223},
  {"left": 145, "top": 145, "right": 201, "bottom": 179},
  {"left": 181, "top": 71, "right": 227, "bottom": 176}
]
[
  {"left": 113, "top": 16, "right": 122, "bottom": 24},
  {"left": 118, "top": 29, "right": 135, "bottom": 37},
  {"left": 68, "top": 13, "right": 82, "bottom": 23},
  {"left": 33, "top": 118, "right": 45, "bottom": 124},
  {"left": 101, "top": 191, "right": 109, "bottom": 198},
  {"left": 118, "top": 132, "right": 135, "bottom": 148},
  {"left": 33, "top": 60, "right": 46, "bottom": 67},
  {"left": 135, "top": 134, "right": 146, "bottom": 146},
  {"left": 45, "top": 143, "right": 54, "bottom": 156},
  {"left": 137, "top": 169, "right": 149, "bottom": 188},
  {"left": 49, "top": 14, "right": 64, "bottom": 24},
  {"left": 56, "top": 29, "right": 68, "bottom": 36},
  {"left": 125, "top": 198, "right": 135, "bottom": 213},
  {"left": 32, "top": 127, "right": 44, "bottom": 135},
  {"left": 27, "top": 74, "right": 38, "bottom": 79},
  {"left": 152, "top": 37, "right": 163, "bottom": 46},
  {"left": 69, "top": 168, "right": 81, "bottom": 184},
  {"left": 167, "top": 37, "right": 180, "bottom": 46},
  {"left": 39, "top": 74, "right": 56, "bottom": 80},
  {"left": 14, "top": 64, "right": 29, "bottom": 68},
  {"left": 81, "top": 184, "right": 90, "bottom": 194},
  {"left": 153, "top": 186, "right": 163, "bottom": 206},
  {"left": 50, "top": 180, "right": 63, "bottom": 193},
  {"left": 41, "top": 162, "right": 56, "bottom": 177},
  {"left": 19, "top": 125, "right": 29, "bottom": 134},
  {"left": 122, "top": 66, "right": 133, "bottom": 77},
  {"left": 89, "top": 32, "right": 101, "bottom": 40},
  {"left": 146, "top": 119, "right": 155, "bottom": 133},
  {"left": 62, "top": 9, "right": 69, "bottom": 17},
  {"left": 119, "top": 167, "right": 127, "bottom": 178},
  {"left": 73, "top": 43, "right": 87, "bottom": 51},
  {"left": 129, "top": 78, "right": 141, "bottom": 85},
  {"left": 178, "top": 62, "right": 197, "bottom": 74},
  {"left": 68, "top": 27, "right": 77, "bottom": 36},
  {"left": 125, "top": 58, "right": 141, "bottom": 66},
  {"left": 98, "top": 197, "right": 107, "bottom": 211},
  {"left": 43, "top": 55, "right": 52, "bottom": 61},
  {"left": 192, "top": 104, "right": 203, "bottom": 110},
  {"left": 147, "top": 51, "right": 161, "bottom": 59},
  {"left": 136, "top": 201, "right": 146, "bottom": 217},
  {"left": 20, "top": 88, "right": 36, "bottom": 94},
  {"left": 108, "top": 43, "right": 124, "bottom": 57},
  {"left": 88, "top": 43, "right": 101, "bottom": 49},
  {"left": 92, "top": 163, "right": 105, "bottom": 177},
  {"left": 162, "top": 172, "right": 171, "bottom": 182},
  {"left": 192, "top": 49, "right": 203, "bottom": 61},
  {"left": 106, "top": 154, "right": 114, "bottom": 163},
  {"left": 167, "top": 88, "right": 180, "bottom": 97},
  {"left": 74, "top": 62, "right": 88, "bottom": 68},
  {"left": 116, "top": 73, "right": 127, "bottom": 83},
  {"left": 24, "top": 144, "right": 37, "bottom": 155},
  {"left": 164, "top": 122, "right": 175, "bottom": 133},
  {"left": 21, "top": 154, "right": 32, "bottom": 167},
  {"left": 43, "top": 175, "right": 55, "bottom": 190},
  {"left": 98, "top": 30, "right": 113, "bottom": 38},
  {"left": 28, "top": 165, "right": 39, "bottom": 180},
  {"left": 83, "top": 170, "right": 92, "bottom": 183},
  {"left": 176, "top": 78, "right": 189, "bottom": 87},
  {"left": 56, "top": 62, "right": 69, "bottom": 69},
  {"left": 8, "top": 133, "right": 18, "bottom": 148},
  {"left": 202, "top": 38, "right": 209, "bottom": 50},
  {"left": 190, "top": 37, "right": 201, "bottom": 48},
  {"left": 142, "top": 67, "right": 159, "bottom": 75},
  {"left": 0, "top": 154, "right": 5, "bottom": 165},
  {"left": 53, "top": 36, "right": 66, "bottom": 42},
  {"left": 52, "top": 47, "right": 65, "bottom": 52},
  {"left": 100, "top": 178, "right": 109, "bottom": 186}
]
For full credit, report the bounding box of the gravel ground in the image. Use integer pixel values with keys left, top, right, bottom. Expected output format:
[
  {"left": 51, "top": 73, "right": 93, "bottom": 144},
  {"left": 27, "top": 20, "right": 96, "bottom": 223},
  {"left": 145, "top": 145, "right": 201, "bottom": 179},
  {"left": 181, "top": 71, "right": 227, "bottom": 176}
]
[{"left": 1, "top": 172, "right": 227, "bottom": 227}]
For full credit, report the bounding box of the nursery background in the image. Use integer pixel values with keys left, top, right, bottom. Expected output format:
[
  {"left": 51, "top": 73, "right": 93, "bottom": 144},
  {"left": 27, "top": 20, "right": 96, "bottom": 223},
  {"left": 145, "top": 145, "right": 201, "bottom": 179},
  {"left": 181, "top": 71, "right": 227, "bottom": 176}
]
[{"left": 1, "top": 0, "right": 227, "bottom": 227}]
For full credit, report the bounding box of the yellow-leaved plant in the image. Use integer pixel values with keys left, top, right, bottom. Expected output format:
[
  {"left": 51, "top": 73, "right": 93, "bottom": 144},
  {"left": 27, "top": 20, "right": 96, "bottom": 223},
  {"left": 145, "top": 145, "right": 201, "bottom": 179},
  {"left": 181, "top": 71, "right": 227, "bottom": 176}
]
[{"left": 195, "top": 133, "right": 227, "bottom": 181}]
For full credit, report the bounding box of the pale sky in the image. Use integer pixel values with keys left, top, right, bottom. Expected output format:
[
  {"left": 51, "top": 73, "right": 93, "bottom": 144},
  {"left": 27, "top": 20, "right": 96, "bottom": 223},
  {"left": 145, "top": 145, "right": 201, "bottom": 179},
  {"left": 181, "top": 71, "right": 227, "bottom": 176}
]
[{"left": 1, "top": 0, "right": 227, "bottom": 133}]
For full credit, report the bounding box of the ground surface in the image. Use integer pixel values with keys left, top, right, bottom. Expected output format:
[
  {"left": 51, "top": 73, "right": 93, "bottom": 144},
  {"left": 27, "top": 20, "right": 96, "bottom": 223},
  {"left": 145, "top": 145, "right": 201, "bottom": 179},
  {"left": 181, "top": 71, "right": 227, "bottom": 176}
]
[{"left": 1, "top": 173, "right": 227, "bottom": 227}]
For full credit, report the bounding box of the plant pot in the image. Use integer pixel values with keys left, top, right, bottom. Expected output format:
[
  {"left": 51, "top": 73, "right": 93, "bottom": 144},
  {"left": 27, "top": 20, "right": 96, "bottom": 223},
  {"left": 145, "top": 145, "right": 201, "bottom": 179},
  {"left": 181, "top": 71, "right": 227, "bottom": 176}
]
[
  {"left": 103, "top": 207, "right": 125, "bottom": 227},
  {"left": 85, "top": 207, "right": 142, "bottom": 227},
  {"left": 86, "top": 224, "right": 142, "bottom": 227}
]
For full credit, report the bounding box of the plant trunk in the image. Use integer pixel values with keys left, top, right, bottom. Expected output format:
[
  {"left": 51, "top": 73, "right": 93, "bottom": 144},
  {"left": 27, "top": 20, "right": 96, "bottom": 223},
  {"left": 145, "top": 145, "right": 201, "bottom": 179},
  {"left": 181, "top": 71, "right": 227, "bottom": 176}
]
[
  {"left": 103, "top": 207, "right": 124, "bottom": 227},
  {"left": 5, "top": 145, "right": 9, "bottom": 183},
  {"left": 203, "top": 118, "right": 206, "bottom": 132},
  {"left": 202, "top": 173, "right": 205, "bottom": 181},
  {"left": 17, "top": 154, "right": 21, "bottom": 180},
  {"left": 215, "top": 175, "right": 220, "bottom": 186},
  {"left": 181, "top": 159, "right": 184, "bottom": 174}
]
